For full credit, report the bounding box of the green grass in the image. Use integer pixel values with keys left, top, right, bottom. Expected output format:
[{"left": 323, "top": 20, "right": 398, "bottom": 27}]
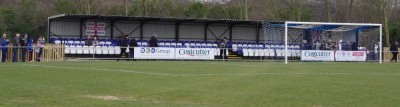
[{"left": 1, "top": 61, "right": 400, "bottom": 107}]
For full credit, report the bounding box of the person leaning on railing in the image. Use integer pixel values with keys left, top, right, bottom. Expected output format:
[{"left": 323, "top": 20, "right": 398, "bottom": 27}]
[{"left": 1, "top": 33, "right": 9, "bottom": 62}]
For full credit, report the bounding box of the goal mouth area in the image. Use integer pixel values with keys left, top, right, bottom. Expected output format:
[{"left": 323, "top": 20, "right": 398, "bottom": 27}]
[{"left": 283, "top": 21, "right": 383, "bottom": 64}]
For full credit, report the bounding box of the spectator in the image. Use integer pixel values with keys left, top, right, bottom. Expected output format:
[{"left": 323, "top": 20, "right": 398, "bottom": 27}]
[
  {"left": 92, "top": 36, "right": 99, "bottom": 46},
  {"left": 36, "top": 36, "right": 45, "bottom": 62},
  {"left": 1, "top": 33, "right": 9, "bottom": 62},
  {"left": 315, "top": 41, "right": 321, "bottom": 50},
  {"left": 117, "top": 34, "right": 129, "bottom": 61},
  {"left": 345, "top": 42, "right": 352, "bottom": 51},
  {"left": 390, "top": 41, "right": 398, "bottom": 63},
  {"left": 301, "top": 40, "right": 307, "bottom": 50},
  {"left": 351, "top": 42, "right": 358, "bottom": 51},
  {"left": 374, "top": 42, "right": 380, "bottom": 61},
  {"left": 326, "top": 39, "right": 332, "bottom": 50},
  {"left": 12, "top": 33, "right": 20, "bottom": 62},
  {"left": 321, "top": 40, "right": 326, "bottom": 50},
  {"left": 28, "top": 38, "right": 33, "bottom": 62},
  {"left": 219, "top": 38, "right": 228, "bottom": 60},
  {"left": 148, "top": 34, "right": 159, "bottom": 47},
  {"left": 85, "top": 35, "right": 92, "bottom": 46},
  {"left": 20, "top": 33, "right": 28, "bottom": 62},
  {"left": 129, "top": 38, "right": 139, "bottom": 60}
]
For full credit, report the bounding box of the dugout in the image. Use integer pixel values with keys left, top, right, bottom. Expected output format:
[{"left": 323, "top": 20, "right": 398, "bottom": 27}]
[{"left": 48, "top": 14, "right": 264, "bottom": 43}]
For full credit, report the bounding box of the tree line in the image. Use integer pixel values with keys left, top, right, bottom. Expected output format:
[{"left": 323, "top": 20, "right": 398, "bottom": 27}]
[{"left": 0, "top": 0, "right": 399, "bottom": 46}]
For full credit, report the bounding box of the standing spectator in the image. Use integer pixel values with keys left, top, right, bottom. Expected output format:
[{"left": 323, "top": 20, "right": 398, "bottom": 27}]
[
  {"left": 20, "top": 33, "right": 28, "bottom": 62},
  {"left": 301, "top": 40, "right": 307, "bottom": 50},
  {"left": 117, "top": 34, "right": 129, "bottom": 61},
  {"left": 321, "top": 40, "right": 326, "bottom": 50},
  {"left": 338, "top": 40, "right": 343, "bottom": 50},
  {"left": 326, "top": 39, "right": 332, "bottom": 50},
  {"left": 129, "top": 38, "right": 139, "bottom": 60},
  {"left": 219, "top": 38, "right": 228, "bottom": 60},
  {"left": 374, "top": 42, "right": 380, "bottom": 61},
  {"left": 351, "top": 42, "right": 358, "bottom": 51},
  {"left": 148, "top": 34, "right": 159, "bottom": 47},
  {"left": 390, "top": 41, "right": 398, "bottom": 63},
  {"left": 315, "top": 41, "right": 321, "bottom": 50},
  {"left": 36, "top": 36, "right": 45, "bottom": 62},
  {"left": 92, "top": 36, "right": 99, "bottom": 46},
  {"left": 1, "top": 33, "right": 9, "bottom": 62},
  {"left": 12, "top": 33, "right": 20, "bottom": 62},
  {"left": 85, "top": 35, "right": 92, "bottom": 46},
  {"left": 28, "top": 38, "right": 33, "bottom": 62}
]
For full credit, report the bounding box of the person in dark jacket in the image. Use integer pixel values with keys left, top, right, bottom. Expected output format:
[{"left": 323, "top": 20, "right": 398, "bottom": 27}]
[
  {"left": 390, "top": 41, "right": 399, "bottom": 62},
  {"left": 84, "top": 35, "right": 92, "bottom": 46},
  {"left": 351, "top": 42, "right": 358, "bottom": 51},
  {"left": 129, "top": 38, "right": 139, "bottom": 60},
  {"left": 148, "top": 34, "right": 159, "bottom": 47},
  {"left": 12, "top": 33, "right": 20, "bottom": 62},
  {"left": 1, "top": 33, "right": 9, "bottom": 62},
  {"left": 20, "top": 33, "right": 28, "bottom": 62},
  {"left": 117, "top": 34, "right": 129, "bottom": 61}
]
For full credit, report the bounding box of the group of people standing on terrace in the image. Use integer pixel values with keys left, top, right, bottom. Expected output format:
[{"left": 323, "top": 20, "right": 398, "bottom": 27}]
[{"left": 0, "top": 33, "right": 45, "bottom": 63}]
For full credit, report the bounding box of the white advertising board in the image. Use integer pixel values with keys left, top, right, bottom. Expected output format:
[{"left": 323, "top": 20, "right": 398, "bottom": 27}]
[
  {"left": 301, "top": 50, "right": 335, "bottom": 61},
  {"left": 335, "top": 51, "right": 367, "bottom": 61},
  {"left": 175, "top": 48, "right": 215, "bottom": 59}
]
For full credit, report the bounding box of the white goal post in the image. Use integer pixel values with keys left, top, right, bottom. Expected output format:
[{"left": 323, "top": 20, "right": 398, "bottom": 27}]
[{"left": 284, "top": 21, "right": 383, "bottom": 64}]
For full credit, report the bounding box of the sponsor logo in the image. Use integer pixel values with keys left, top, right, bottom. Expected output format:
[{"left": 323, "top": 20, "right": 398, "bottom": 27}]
[
  {"left": 179, "top": 49, "right": 211, "bottom": 56},
  {"left": 352, "top": 52, "right": 364, "bottom": 56},
  {"left": 304, "top": 51, "right": 331, "bottom": 58},
  {"left": 140, "top": 48, "right": 170, "bottom": 54}
]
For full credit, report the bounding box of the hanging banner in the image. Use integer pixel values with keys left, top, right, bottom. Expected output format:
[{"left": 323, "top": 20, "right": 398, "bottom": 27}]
[
  {"left": 86, "top": 22, "right": 106, "bottom": 36},
  {"left": 301, "top": 50, "right": 335, "bottom": 61},
  {"left": 335, "top": 51, "right": 367, "bottom": 61}
]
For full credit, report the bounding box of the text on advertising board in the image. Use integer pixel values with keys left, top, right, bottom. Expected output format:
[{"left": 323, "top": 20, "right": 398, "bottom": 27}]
[{"left": 178, "top": 49, "right": 211, "bottom": 56}]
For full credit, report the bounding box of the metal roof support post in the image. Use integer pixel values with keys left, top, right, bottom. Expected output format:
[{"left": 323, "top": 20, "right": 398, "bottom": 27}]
[
  {"left": 47, "top": 18, "right": 51, "bottom": 43},
  {"left": 110, "top": 21, "right": 115, "bottom": 40},
  {"left": 140, "top": 21, "right": 144, "bottom": 41},
  {"left": 205, "top": 23, "right": 209, "bottom": 42},
  {"left": 79, "top": 20, "right": 84, "bottom": 39},
  {"left": 256, "top": 24, "right": 260, "bottom": 44},
  {"left": 175, "top": 22, "right": 180, "bottom": 42},
  {"left": 229, "top": 24, "right": 233, "bottom": 42}
]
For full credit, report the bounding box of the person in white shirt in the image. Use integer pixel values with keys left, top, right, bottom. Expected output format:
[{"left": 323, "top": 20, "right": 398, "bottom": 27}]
[{"left": 374, "top": 42, "right": 379, "bottom": 61}]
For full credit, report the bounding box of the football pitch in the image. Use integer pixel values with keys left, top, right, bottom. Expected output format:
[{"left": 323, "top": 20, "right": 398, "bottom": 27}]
[{"left": 0, "top": 61, "right": 399, "bottom": 107}]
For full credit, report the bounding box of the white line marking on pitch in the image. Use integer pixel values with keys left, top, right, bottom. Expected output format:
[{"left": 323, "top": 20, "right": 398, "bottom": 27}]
[
  {"left": 23, "top": 64, "right": 179, "bottom": 76},
  {"left": 21, "top": 64, "right": 400, "bottom": 77}
]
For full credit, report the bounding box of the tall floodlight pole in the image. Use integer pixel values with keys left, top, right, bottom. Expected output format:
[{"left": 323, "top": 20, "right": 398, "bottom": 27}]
[{"left": 285, "top": 22, "right": 288, "bottom": 64}]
